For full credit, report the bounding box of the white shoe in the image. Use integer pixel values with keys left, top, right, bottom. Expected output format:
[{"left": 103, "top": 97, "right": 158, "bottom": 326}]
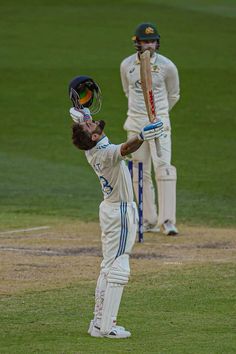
[
  {"left": 162, "top": 220, "right": 178, "bottom": 236},
  {"left": 143, "top": 222, "right": 160, "bottom": 233},
  {"left": 88, "top": 319, "right": 125, "bottom": 334},
  {"left": 90, "top": 325, "right": 131, "bottom": 339}
]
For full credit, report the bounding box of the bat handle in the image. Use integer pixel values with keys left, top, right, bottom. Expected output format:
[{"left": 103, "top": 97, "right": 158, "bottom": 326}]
[
  {"left": 152, "top": 117, "right": 162, "bottom": 157},
  {"left": 155, "top": 138, "right": 162, "bottom": 157}
]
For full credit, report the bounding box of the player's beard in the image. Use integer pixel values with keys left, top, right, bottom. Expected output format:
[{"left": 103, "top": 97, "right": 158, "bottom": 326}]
[{"left": 94, "top": 120, "right": 106, "bottom": 134}]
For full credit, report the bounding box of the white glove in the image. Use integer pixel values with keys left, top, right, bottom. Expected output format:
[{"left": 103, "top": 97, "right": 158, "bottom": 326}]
[
  {"left": 69, "top": 107, "right": 92, "bottom": 123},
  {"left": 139, "top": 121, "right": 164, "bottom": 141}
]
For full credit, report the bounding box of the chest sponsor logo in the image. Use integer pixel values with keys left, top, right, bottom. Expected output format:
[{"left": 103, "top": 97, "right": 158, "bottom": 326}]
[
  {"left": 94, "top": 163, "right": 102, "bottom": 173},
  {"left": 129, "top": 67, "right": 135, "bottom": 74},
  {"left": 134, "top": 80, "right": 143, "bottom": 93},
  {"left": 151, "top": 65, "right": 160, "bottom": 73}
]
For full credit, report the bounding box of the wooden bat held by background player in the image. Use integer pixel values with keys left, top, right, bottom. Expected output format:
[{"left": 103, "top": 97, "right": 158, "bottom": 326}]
[{"left": 140, "top": 50, "right": 162, "bottom": 157}]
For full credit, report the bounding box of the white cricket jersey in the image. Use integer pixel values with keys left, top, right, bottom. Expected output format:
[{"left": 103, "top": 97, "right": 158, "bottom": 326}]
[
  {"left": 85, "top": 136, "right": 133, "bottom": 203},
  {"left": 120, "top": 52, "right": 180, "bottom": 132}
]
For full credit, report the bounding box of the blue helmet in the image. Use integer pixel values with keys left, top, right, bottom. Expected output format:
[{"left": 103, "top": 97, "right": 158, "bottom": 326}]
[{"left": 68, "top": 75, "right": 102, "bottom": 114}]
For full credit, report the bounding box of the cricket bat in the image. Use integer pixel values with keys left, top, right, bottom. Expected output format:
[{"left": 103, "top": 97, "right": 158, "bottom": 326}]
[{"left": 140, "top": 50, "right": 162, "bottom": 157}]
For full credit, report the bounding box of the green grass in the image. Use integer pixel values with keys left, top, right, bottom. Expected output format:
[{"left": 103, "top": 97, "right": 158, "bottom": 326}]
[
  {"left": 0, "top": 264, "right": 235, "bottom": 353},
  {"left": 0, "top": 0, "right": 236, "bottom": 229},
  {"left": 0, "top": 3, "right": 235, "bottom": 353}
]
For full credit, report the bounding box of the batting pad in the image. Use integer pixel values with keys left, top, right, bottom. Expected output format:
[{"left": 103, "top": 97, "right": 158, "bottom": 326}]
[
  {"left": 100, "top": 254, "right": 130, "bottom": 334},
  {"left": 100, "top": 284, "right": 124, "bottom": 334},
  {"left": 157, "top": 165, "right": 177, "bottom": 225},
  {"left": 107, "top": 254, "right": 130, "bottom": 285},
  {"left": 93, "top": 271, "right": 108, "bottom": 326}
]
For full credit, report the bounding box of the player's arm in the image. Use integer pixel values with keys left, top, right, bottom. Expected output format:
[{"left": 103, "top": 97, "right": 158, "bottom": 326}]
[
  {"left": 120, "top": 121, "right": 164, "bottom": 156},
  {"left": 120, "top": 136, "right": 143, "bottom": 156},
  {"left": 165, "top": 62, "right": 180, "bottom": 111}
]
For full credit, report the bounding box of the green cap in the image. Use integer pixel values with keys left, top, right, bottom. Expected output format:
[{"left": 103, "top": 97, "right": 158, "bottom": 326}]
[{"left": 132, "top": 23, "right": 160, "bottom": 41}]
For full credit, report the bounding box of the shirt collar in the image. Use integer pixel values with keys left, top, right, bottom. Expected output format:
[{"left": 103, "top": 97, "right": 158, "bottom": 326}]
[
  {"left": 93, "top": 135, "right": 110, "bottom": 151},
  {"left": 87, "top": 135, "right": 109, "bottom": 155},
  {"left": 96, "top": 135, "right": 109, "bottom": 146}
]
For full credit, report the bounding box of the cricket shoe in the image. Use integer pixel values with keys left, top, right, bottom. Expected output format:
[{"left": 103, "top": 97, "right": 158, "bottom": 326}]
[
  {"left": 143, "top": 222, "right": 160, "bottom": 233},
  {"left": 88, "top": 320, "right": 125, "bottom": 334},
  {"left": 162, "top": 220, "right": 178, "bottom": 236},
  {"left": 90, "top": 325, "right": 131, "bottom": 339}
]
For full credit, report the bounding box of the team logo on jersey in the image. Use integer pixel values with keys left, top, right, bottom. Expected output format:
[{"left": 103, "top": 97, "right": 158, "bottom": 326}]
[
  {"left": 145, "top": 27, "right": 154, "bottom": 34},
  {"left": 151, "top": 65, "right": 160, "bottom": 72},
  {"left": 129, "top": 67, "right": 135, "bottom": 74}
]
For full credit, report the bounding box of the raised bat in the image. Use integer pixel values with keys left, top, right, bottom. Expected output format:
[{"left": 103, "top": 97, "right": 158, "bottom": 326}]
[{"left": 140, "top": 50, "right": 162, "bottom": 157}]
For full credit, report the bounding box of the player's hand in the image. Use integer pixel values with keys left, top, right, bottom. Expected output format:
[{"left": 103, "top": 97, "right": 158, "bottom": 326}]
[
  {"left": 69, "top": 107, "right": 92, "bottom": 123},
  {"left": 139, "top": 121, "right": 164, "bottom": 141}
]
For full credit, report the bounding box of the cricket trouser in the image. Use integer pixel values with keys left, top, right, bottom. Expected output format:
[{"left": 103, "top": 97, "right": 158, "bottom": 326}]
[
  {"left": 93, "top": 200, "right": 138, "bottom": 332},
  {"left": 127, "top": 119, "right": 177, "bottom": 226}
]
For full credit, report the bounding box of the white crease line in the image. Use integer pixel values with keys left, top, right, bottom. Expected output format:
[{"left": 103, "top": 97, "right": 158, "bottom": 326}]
[{"left": 0, "top": 226, "right": 50, "bottom": 235}]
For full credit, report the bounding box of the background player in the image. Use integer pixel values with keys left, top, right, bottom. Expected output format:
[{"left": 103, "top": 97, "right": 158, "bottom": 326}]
[
  {"left": 69, "top": 75, "right": 164, "bottom": 338},
  {"left": 120, "top": 22, "right": 180, "bottom": 235}
]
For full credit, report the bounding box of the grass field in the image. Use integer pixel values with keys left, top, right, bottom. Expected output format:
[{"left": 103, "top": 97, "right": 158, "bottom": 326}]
[
  {"left": 0, "top": 0, "right": 235, "bottom": 229},
  {"left": 0, "top": 0, "right": 236, "bottom": 353},
  {"left": 0, "top": 223, "right": 236, "bottom": 353}
]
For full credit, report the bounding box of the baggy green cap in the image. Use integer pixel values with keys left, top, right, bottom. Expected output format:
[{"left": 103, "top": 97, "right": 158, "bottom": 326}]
[{"left": 132, "top": 23, "right": 160, "bottom": 41}]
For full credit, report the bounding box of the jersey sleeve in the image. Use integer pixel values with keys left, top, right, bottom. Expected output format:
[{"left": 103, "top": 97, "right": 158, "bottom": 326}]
[{"left": 165, "top": 61, "right": 180, "bottom": 111}]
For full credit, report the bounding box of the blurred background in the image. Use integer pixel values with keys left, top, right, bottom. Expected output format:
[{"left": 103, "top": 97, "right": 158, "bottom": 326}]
[{"left": 0, "top": 0, "right": 235, "bottom": 229}]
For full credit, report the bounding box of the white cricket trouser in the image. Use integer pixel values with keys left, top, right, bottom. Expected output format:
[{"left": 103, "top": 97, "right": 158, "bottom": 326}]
[
  {"left": 93, "top": 200, "right": 138, "bottom": 325},
  {"left": 128, "top": 118, "right": 173, "bottom": 226}
]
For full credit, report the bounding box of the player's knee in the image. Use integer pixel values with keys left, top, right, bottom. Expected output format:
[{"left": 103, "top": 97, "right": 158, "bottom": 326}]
[{"left": 107, "top": 254, "right": 130, "bottom": 285}]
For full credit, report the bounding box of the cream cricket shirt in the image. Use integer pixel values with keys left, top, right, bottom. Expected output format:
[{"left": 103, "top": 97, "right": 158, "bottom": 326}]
[
  {"left": 85, "top": 136, "right": 133, "bottom": 203},
  {"left": 120, "top": 52, "right": 180, "bottom": 133}
]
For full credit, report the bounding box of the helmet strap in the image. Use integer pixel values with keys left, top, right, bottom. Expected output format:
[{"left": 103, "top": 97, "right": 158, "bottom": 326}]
[{"left": 70, "top": 88, "right": 83, "bottom": 109}]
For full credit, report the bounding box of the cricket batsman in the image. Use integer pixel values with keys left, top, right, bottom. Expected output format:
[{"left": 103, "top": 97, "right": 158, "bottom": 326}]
[
  {"left": 68, "top": 75, "right": 164, "bottom": 338},
  {"left": 120, "top": 22, "right": 180, "bottom": 235}
]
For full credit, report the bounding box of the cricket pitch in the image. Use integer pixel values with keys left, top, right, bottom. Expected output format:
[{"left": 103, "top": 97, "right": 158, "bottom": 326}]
[{"left": 0, "top": 222, "right": 235, "bottom": 295}]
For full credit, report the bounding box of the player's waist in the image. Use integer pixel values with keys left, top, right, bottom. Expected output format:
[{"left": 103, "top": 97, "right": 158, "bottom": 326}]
[
  {"left": 127, "top": 112, "right": 170, "bottom": 119},
  {"left": 100, "top": 200, "right": 137, "bottom": 208}
]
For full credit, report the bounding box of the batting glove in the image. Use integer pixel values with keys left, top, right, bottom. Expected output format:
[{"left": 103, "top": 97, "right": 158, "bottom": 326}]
[
  {"left": 139, "top": 121, "right": 164, "bottom": 141},
  {"left": 69, "top": 107, "right": 92, "bottom": 123}
]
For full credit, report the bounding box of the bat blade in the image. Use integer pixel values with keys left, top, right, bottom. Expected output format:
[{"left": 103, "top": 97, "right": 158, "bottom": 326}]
[
  {"left": 140, "top": 50, "right": 156, "bottom": 121},
  {"left": 140, "top": 50, "right": 162, "bottom": 156}
]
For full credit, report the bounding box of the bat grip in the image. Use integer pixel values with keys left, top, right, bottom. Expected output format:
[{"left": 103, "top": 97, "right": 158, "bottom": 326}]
[{"left": 150, "top": 117, "right": 162, "bottom": 157}]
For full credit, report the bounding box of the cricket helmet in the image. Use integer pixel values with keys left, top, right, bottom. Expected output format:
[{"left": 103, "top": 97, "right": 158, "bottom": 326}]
[
  {"left": 69, "top": 76, "right": 102, "bottom": 114},
  {"left": 132, "top": 23, "right": 160, "bottom": 52}
]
